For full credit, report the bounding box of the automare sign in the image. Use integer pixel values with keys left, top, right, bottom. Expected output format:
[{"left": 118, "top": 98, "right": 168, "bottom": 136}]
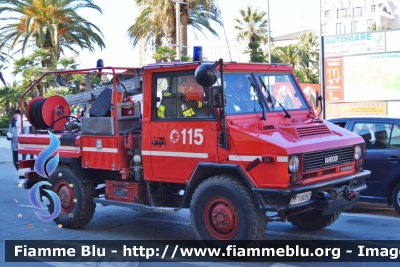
[{"left": 324, "top": 33, "right": 385, "bottom": 57}]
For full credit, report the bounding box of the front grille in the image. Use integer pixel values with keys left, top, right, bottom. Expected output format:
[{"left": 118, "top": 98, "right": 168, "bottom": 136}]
[{"left": 303, "top": 146, "right": 354, "bottom": 172}]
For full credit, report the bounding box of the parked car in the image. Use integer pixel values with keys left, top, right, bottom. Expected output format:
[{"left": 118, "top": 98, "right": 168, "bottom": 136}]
[{"left": 328, "top": 117, "right": 400, "bottom": 215}]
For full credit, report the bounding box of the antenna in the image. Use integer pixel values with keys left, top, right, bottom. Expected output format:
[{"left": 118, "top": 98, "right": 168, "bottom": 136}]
[{"left": 216, "top": 0, "right": 232, "bottom": 62}]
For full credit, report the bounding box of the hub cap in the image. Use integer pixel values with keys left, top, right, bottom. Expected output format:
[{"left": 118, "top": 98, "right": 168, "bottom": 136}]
[
  {"left": 54, "top": 180, "right": 75, "bottom": 214},
  {"left": 397, "top": 190, "right": 400, "bottom": 207},
  {"left": 204, "top": 197, "right": 239, "bottom": 240}
]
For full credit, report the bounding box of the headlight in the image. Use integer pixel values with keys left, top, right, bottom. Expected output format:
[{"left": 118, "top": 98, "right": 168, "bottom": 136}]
[
  {"left": 289, "top": 155, "right": 299, "bottom": 173},
  {"left": 354, "top": 145, "right": 362, "bottom": 160}
]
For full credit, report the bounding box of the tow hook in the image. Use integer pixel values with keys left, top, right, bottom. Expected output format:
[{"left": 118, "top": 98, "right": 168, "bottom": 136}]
[
  {"left": 346, "top": 190, "right": 358, "bottom": 200},
  {"left": 345, "top": 180, "right": 358, "bottom": 200}
]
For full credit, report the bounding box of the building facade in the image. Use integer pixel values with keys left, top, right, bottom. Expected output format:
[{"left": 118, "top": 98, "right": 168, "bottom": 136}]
[
  {"left": 273, "top": 30, "right": 318, "bottom": 47},
  {"left": 203, "top": 40, "right": 250, "bottom": 62},
  {"left": 321, "top": 0, "right": 400, "bottom": 36}
]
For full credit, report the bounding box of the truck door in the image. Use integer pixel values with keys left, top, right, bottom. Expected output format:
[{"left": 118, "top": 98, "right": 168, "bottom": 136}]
[{"left": 148, "top": 71, "right": 219, "bottom": 182}]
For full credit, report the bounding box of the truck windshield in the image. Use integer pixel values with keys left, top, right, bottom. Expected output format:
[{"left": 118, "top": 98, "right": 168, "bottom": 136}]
[
  {"left": 223, "top": 73, "right": 309, "bottom": 115},
  {"left": 255, "top": 73, "right": 309, "bottom": 112},
  {"left": 224, "top": 73, "right": 265, "bottom": 115}
]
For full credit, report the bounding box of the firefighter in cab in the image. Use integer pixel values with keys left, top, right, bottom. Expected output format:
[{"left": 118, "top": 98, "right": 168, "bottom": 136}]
[
  {"left": 225, "top": 74, "right": 254, "bottom": 113},
  {"left": 157, "top": 77, "right": 203, "bottom": 118}
]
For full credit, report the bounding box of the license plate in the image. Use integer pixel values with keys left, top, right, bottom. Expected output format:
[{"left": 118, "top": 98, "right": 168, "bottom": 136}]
[
  {"left": 340, "top": 165, "right": 352, "bottom": 172},
  {"left": 114, "top": 188, "right": 128, "bottom": 198},
  {"left": 290, "top": 191, "right": 312, "bottom": 205}
]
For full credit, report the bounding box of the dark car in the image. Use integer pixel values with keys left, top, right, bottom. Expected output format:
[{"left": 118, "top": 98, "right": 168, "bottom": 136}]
[{"left": 328, "top": 117, "right": 400, "bottom": 215}]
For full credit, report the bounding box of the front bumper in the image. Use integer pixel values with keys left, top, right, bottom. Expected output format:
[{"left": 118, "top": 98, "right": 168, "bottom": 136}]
[{"left": 252, "top": 170, "right": 370, "bottom": 215}]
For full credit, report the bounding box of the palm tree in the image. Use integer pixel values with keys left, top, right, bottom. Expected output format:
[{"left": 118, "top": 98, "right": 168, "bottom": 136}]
[
  {"left": 44, "top": 86, "right": 72, "bottom": 98},
  {"left": 234, "top": 5, "right": 270, "bottom": 44},
  {"left": 273, "top": 45, "right": 299, "bottom": 68},
  {"left": 294, "top": 63, "right": 319, "bottom": 83},
  {"left": 264, "top": 51, "right": 282, "bottom": 64},
  {"left": 0, "top": 50, "right": 13, "bottom": 65},
  {"left": 127, "top": 1, "right": 170, "bottom": 52},
  {"left": 0, "top": 64, "right": 7, "bottom": 86},
  {"left": 295, "top": 32, "right": 319, "bottom": 83},
  {"left": 0, "top": 80, "right": 27, "bottom": 119},
  {"left": 12, "top": 49, "right": 50, "bottom": 75},
  {"left": 0, "top": 46, "right": 14, "bottom": 86},
  {"left": 367, "top": 21, "right": 387, "bottom": 31},
  {"left": 0, "top": 0, "right": 105, "bottom": 67},
  {"left": 12, "top": 49, "right": 50, "bottom": 96},
  {"left": 180, "top": 0, "right": 221, "bottom": 56},
  {"left": 129, "top": 0, "right": 221, "bottom": 58},
  {"left": 244, "top": 41, "right": 264, "bottom": 63},
  {"left": 152, "top": 46, "right": 177, "bottom": 62},
  {"left": 12, "top": 49, "right": 80, "bottom": 96},
  {"left": 296, "top": 32, "right": 319, "bottom": 69}
]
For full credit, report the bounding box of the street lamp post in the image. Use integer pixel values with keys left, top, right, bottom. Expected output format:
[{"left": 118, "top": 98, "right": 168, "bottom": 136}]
[
  {"left": 267, "top": 0, "right": 272, "bottom": 63},
  {"left": 319, "top": 0, "right": 325, "bottom": 119},
  {"left": 171, "top": 0, "right": 188, "bottom": 61}
]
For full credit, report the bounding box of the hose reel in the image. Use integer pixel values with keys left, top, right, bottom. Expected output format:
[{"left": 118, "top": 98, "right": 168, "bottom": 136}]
[{"left": 26, "top": 96, "right": 71, "bottom": 132}]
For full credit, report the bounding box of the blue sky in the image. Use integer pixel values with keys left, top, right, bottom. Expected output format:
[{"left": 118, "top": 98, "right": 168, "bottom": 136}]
[{"left": 1, "top": 0, "right": 320, "bottom": 80}]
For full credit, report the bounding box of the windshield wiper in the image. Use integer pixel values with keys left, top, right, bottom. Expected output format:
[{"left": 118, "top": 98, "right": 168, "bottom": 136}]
[
  {"left": 247, "top": 76, "right": 266, "bottom": 121},
  {"left": 258, "top": 77, "right": 291, "bottom": 119}
]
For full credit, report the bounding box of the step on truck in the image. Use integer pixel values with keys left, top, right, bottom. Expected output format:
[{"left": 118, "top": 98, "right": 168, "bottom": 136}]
[{"left": 17, "top": 59, "right": 370, "bottom": 240}]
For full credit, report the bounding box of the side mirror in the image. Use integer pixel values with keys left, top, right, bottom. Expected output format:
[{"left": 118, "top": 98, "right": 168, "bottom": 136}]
[
  {"left": 316, "top": 91, "right": 323, "bottom": 108},
  {"left": 195, "top": 63, "right": 218, "bottom": 87},
  {"left": 210, "top": 86, "right": 224, "bottom": 108}
]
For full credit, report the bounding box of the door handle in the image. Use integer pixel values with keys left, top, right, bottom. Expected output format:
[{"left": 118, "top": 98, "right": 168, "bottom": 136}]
[
  {"left": 388, "top": 156, "right": 399, "bottom": 162},
  {"left": 152, "top": 140, "right": 166, "bottom": 145}
]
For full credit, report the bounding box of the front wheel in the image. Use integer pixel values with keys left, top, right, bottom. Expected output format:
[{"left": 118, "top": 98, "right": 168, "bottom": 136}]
[
  {"left": 391, "top": 183, "right": 400, "bottom": 215},
  {"left": 190, "top": 175, "right": 266, "bottom": 240},
  {"left": 288, "top": 210, "right": 340, "bottom": 231},
  {"left": 46, "top": 165, "right": 96, "bottom": 228}
]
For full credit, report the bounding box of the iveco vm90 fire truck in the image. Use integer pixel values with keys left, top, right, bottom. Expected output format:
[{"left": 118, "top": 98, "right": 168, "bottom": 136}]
[{"left": 17, "top": 59, "right": 369, "bottom": 240}]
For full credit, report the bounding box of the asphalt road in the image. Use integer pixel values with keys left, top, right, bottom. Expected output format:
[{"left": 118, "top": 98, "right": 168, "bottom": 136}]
[{"left": 0, "top": 136, "right": 399, "bottom": 267}]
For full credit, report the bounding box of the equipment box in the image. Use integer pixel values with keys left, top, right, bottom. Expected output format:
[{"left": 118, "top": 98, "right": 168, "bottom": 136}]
[{"left": 105, "top": 180, "right": 146, "bottom": 203}]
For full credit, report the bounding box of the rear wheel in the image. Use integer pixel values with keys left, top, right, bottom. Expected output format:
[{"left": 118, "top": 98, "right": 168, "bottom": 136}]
[
  {"left": 288, "top": 210, "right": 340, "bottom": 231},
  {"left": 47, "top": 165, "right": 96, "bottom": 228},
  {"left": 391, "top": 183, "right": 400, "bottom": 215},
  {"left": 190, "top": 175, "right": 266, "bottom": 240}
]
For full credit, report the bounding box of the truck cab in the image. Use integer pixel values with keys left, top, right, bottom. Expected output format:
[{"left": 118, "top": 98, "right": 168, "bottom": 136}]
[{"left": 17, "top": 60, "right": 369, "bottom": 240}]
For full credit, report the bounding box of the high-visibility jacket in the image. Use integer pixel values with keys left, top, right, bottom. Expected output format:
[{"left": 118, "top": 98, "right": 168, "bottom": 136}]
[{"left": 157, "top": 92, "right": 203, "bottom": 118}]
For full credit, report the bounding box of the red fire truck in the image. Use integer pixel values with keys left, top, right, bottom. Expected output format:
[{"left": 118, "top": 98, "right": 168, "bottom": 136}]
[{"left": 18, "top": 59, "right": 369, "bottom": 240}]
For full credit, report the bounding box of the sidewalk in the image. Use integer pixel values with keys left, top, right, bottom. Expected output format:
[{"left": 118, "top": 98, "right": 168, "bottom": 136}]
[{"left": 0, "top": 136, "right": 12, "bottom": 163}]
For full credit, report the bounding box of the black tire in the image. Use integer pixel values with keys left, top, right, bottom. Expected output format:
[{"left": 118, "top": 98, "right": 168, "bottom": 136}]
[
  {"left": 190, "top": 175, "right": 266, "bottom": 240},
  {"left": 46, "top": 165, "right": 96, "bottom": 229},
  {"left": 391, "top": 183, "right": 400, "bottom": 215},
  {"left": 288, "top": 210, "right": 340, "bottom": 231}
]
